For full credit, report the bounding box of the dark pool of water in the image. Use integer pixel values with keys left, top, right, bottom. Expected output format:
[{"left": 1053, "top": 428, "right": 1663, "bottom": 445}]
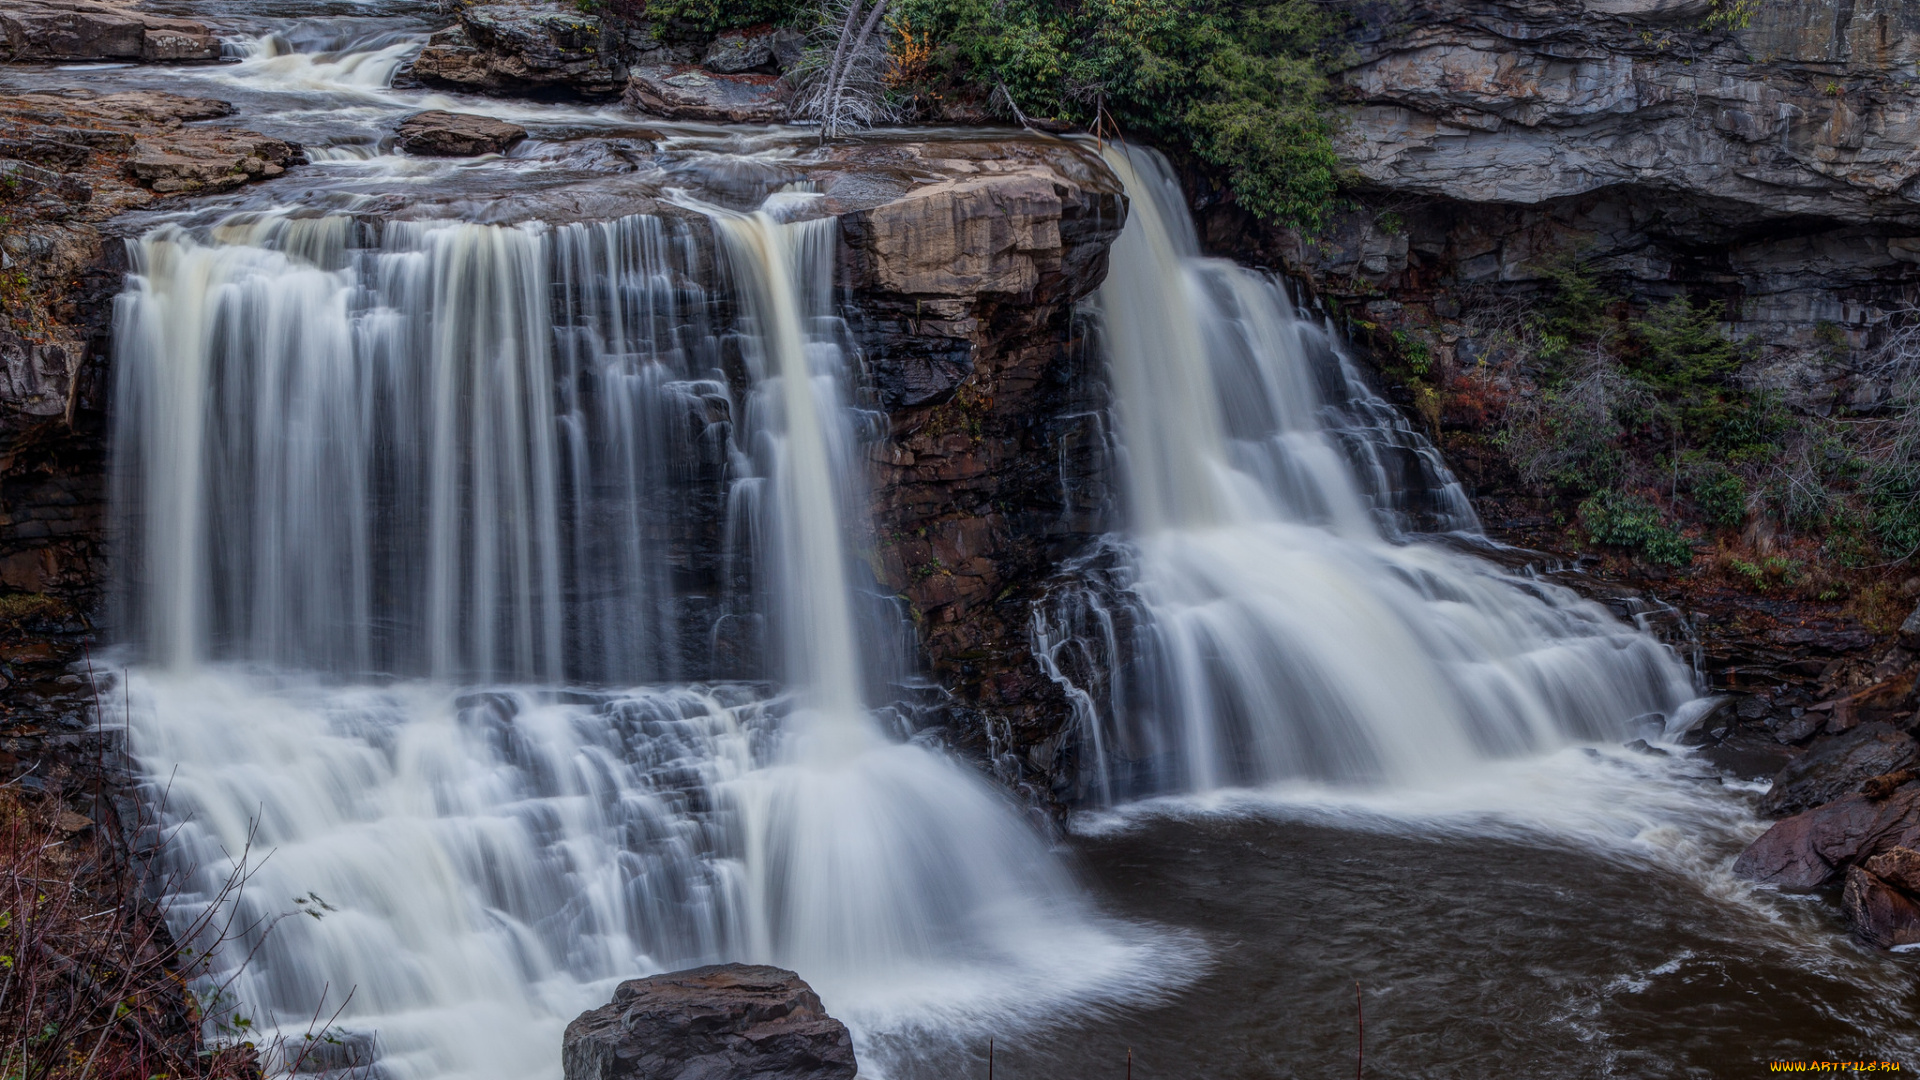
[{"left": 881, "top": 805, "right": 1920, "bottom": 1079}]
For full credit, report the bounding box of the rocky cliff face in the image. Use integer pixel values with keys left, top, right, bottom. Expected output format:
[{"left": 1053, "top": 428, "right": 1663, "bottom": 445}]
[
  {"left": 839, "top": 143, "right": 1123, "bottom": 781},
  {"left": 1, "top": 89, "right": 305, "bottom": 670},
  {"left": 1208, "top": 0, "right": 1920, "bottom": 414}
]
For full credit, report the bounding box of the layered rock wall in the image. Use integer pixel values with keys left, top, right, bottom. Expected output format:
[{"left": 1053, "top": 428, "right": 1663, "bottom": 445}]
[
  {"left": 1210, "top": 0, "right": 1920, "bottom": 416},
  {"left": 835, "top": 143, "right": 1124, "bottom": 780},
  {"left": 1, "top": 90, "right": 306, "bottom": 669}
]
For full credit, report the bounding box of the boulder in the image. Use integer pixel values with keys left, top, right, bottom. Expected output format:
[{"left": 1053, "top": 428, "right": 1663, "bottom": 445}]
[
  {"left": 1864, "top": 846, "right": 1920, "bottom": 894},
  {"left": 395, "top": 111, "right": 527, "bottom": 157},
  {"left": 410, "top": 3, "right": 627, "bottom": 98},
  {"left": 701, "top": 25, "right": 804, "bottom": 74},
  {"left": 0, "top": 1, "right": 220, "bottom": 63},
  {"left": 1733, "top": 787, "right": 1920, "bottom": 890},
  {"left": 841, "top": 168, "right": 1073, "bottom": 298},
  {"left": 624, "top": 64, "right": 790, "bottom": 124},
  {"left": 1842, "top": 865, "right": 1920, "bottom": 949},
  {"left": 128, "top": 129, "right": 302, "bottom": 194},
  {"left": 1758, "top": 723, "right": 1920, "bottom": 818},
  {"left": 562, "top": 964, "right": 856, "bottom": 1080},
  {"left": 1902, "top": 601, "right": 1920, "bottom": 649}
]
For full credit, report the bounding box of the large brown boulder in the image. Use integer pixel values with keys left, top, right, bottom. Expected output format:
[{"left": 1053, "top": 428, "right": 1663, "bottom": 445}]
[
  {"left": 623, "top": 64, "right": 790, "bottom": 124},
  {"left": 1758, "top": 723, "right": 1920, "bottom": 818},
  {"left": 1733, "top": 787, "right": 1920, "bottom": 890},
  {"left": 562, "top": 964, "right": 856, "bottom": 1080},
  {"left": 0, "top": 1, "right": 220, "bottom": 63},
  {"left": 395, "top": 111, "right": 526, "bottom": 157}
]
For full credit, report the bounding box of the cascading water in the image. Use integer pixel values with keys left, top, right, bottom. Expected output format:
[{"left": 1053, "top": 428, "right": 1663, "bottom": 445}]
[
  {"left": 1036, "top": 146, "right": 1701, "bottom": 802},
  {"left": 112, "top": 203, "right": 1176, "bottom": 1080}
]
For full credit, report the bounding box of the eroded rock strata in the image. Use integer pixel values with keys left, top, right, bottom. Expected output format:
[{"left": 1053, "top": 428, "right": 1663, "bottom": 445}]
[{"left": 1, "top": 89, "right": 305, "bottom": 691}]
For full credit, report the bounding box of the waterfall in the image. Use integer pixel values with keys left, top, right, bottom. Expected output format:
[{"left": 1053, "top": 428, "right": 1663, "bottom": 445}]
[
  {"left": 1036, "top": 146, "right": 1700, "bottom": 802},
  {"left": 112, "top": 207, "right": 1176, "bottom": 1080}
]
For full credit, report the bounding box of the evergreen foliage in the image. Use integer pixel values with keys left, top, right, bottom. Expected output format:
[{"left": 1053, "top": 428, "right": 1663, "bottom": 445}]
[{"left": 888, "top": 0, "right": 1344, "bottom": 227}]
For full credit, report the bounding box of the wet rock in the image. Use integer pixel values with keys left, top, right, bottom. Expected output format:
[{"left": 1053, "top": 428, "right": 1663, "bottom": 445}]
[
  {"left": 129, "top": 130, "right": 301, "bottom": 194},
  {"left": 412, "top": 2, "right": 627, "bottom": 98},
  {"left": 1733, "top": 788, "right": 1920, "bottom": 890},
  {"left": 1773, "top": 712, "right": 1825, "bottom": 745},
  {"left": 701, "top": 25, "right": 804, "bottom": 74},
  {"left": 0, "top": 1, "right": 220, "bottom": 64},
  {"left": 562, "top": 964, "right": 856, "bottom": 1080},
  {"left": 395, "top": 111, "right": 527, "bottom": 157},
  {"left": 1864, "top": 846, "right": 1920, "bottom": 893},
  {"left": 624, "top": 64, "right": 790, "bottom": 124},
  {"left": 1842, "top": 865, "right": 1920, "bottom": 949},
  {"left": 1759, "top": 723, "right": 1920, "bottom": 818}
]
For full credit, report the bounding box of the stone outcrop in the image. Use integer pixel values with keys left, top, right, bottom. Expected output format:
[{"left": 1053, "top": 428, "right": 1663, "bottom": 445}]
[
  {"left": 1336, "top": 2, "right": 1920, "bottom": 226},
  {"left": 1, "top": 89, "right": 299, "bottom": 620},
  {"left": 1843, "top": 864, "right": 1920, "bottom": 948},
  {"left": 395, "top": 111, "right": 528, "bottom": 157},
  {"left": 411, "top": 2, "right": 629, "bottom": 98},
  {"left": 128, "top": 130, "right": 300, "bottom": 194},
  {"left": 562, "top": 965, "right": 856, "bottom": 1080},
  {"left": 624, "top": 64, "right": 791, "bottom": 124},
  {"left": 1758, "top": 723, "right": 1920, "bottom": 817},
  {"left": 825, "top": 140, "right": 1127, "bottom": 780},
  {"left": 408, "top": 0, "right": 814, "bottom": 116},
  {"left": 1732, "top": 785, "right": 1920, "bottom": 890},
  {"left": 701, "top": 25, "right": 804, "bottom": 75},
  {"left": 0, "top": 1, "right": 221, "bottom": 64},
  {"left": 1207, "top": 0, "right": 1920, "bottom": 419}
]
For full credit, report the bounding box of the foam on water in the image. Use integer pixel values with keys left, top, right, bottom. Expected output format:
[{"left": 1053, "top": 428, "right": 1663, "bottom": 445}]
[{"left": 1036, "top": 144, "right": 1702, "bottom": 803}]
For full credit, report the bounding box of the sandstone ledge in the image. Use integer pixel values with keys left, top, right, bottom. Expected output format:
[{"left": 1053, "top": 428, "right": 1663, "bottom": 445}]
[{"left": 0, "top": 1, "right": 221, "bottom": 64}]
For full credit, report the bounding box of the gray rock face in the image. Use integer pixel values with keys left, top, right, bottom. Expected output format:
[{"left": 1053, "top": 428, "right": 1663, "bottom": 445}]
[
  {"left": 1759, "top": 723, "right": 1920, "bottom": 817},
  {"left": 700, "top": 26, "right": 805, "bottom": 74},
  {"left": 1229, "top": 0, "right": 1920, "bottom": 418},
  {"left": 0, "top": 1, "right": 221, "bottom": 63},
  {"left": 1337, "top": 0, "right": 1920, "bottom": 226},
  {"left": 1901, "top": 602, "right": 1920, "bottom": 648},
  {"left": 562, "top": 965, "right": 856, "bottom": 1080},
  {"left": 624, "top": 64, "right": 790, "bottom": 123},
  {"left": 395, "top": 111, "right": 527, "bottom": 157},
  {"left": 411, "top": 2, "right": 627, "bottom": 98}
]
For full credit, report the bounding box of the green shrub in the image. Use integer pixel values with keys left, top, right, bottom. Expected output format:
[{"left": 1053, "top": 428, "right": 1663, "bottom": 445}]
[
  {"left": 1868, "top": 466, "right": 1920, "bottom": 560},
  {"left": 1530, "top": 258, "right": 1614, "bottom": 366},
  {"left": 889, "top": 0, "right": 1344, "bottom": 228},
  {"left": 1691, "top": 464, "right": 1747, "bottom": 527},
  {"left": 1631, "top": 296, "right": 1741, "bottom": 389},
  {"left": 1579, "top": 491, "right": 1693, "bottom": 566}
]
